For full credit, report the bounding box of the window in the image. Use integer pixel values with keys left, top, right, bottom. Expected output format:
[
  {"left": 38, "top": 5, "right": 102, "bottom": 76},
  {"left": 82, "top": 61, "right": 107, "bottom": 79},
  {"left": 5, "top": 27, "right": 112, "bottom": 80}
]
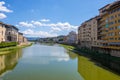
[
  {"left": 115, "top": 32, "right": 117, "bottom": 36},
  {"left": 118, "top": 19, "right": 120, "bottom": 23},
  {"left": 106, "top": 19, "right": 108, "bottom": 23},
  {"left": 115, "top": 26, "right": 117, "bottom": 29},
  {"left": 119, "top": 38, "right": 120, "bottom": 40},
  {"left": 112, "top": 32, "right": 114, "bottom": 36},
  {"left": 109, "top": 27, "right": 114, "bottom": 30},
  {"left": 119, "top": 32, "right": 120, "bottom": 35},
  {"left": 115, "top": 20, "right": 117, "bottom": 23},
  {"left": 118, "top": 14, "right": 120, "bottom": 17},
  {"left": 118, "top": 26, "right": 120, "bottom": 29},
  {"left": 109, "top": 32, "right": 115, "bottom": 36},
  {"left": 9, "top": 32, "right": 10, "bottom": 35},
  {"left": 110, "top": 16, "right": 114, "bottom": 20},
  {"left": 109, "top": 22, "right": 114, "bottom": 25}
]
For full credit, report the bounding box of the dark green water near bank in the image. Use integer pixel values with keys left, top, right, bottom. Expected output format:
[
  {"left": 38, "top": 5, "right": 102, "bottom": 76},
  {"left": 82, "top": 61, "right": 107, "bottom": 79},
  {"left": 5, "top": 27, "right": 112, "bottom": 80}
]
[{"left": 0, "top": 44, "right": 120, "bottom": 80}]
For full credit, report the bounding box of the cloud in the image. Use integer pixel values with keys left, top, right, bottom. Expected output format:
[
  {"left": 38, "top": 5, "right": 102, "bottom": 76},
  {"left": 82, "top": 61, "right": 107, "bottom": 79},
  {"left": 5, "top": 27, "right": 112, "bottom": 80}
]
[
  {"left": 0, "top": 1, "right": 13, "bottom": 19},
  {"left": 50, "top": 27, "right": 61, "bottom": 33},
  {"left": 0, "top": 13, "right": 6, "bottom": 19},
  {"left": 22, "top": 29, "right": 58, "bottom": 37},
  {"left": 40, "top": 19, "right": 50, "bottom": 22},
  {"left": 52, "top": 22, "right": 78, "bottom": 30},
  {"left": 18, "top": 20, "right": 78, "bottom": 37},
  {"left": 0, "top": 1, "right": 13, "bottom": 12},
  {"left": 18, "top": 20, "right": 78, "bottom": 31},
  {"left": 31, "top": 21, "right": 43, "bottom": 26},
  {"left": 19, "top": 22, "right": 34, "bottom": 28}
]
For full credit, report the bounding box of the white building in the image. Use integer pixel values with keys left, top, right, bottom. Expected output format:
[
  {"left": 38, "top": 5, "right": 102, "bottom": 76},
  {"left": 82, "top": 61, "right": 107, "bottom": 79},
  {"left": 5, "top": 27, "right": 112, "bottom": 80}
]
[{"left": 67, "top": 31, "right": 77, "bottom": 44}]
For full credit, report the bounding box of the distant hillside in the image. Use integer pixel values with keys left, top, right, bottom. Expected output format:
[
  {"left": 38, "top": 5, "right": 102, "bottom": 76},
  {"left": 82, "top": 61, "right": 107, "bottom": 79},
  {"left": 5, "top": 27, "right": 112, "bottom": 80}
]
[{"left": 26, "top": 37, "right": 39, "bottom": 41}]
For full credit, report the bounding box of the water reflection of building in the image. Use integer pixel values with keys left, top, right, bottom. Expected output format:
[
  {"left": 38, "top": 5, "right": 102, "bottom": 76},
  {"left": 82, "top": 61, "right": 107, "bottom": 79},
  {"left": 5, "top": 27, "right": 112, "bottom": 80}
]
[
  {"left": 0, "top": 55, "right": 5, "bottom": 75},
  {"left": 0, "top": 49, "right": 22, "bottom": 76},
  {"left": 78, "top": 56, "right": 120, "bottom": 80}
]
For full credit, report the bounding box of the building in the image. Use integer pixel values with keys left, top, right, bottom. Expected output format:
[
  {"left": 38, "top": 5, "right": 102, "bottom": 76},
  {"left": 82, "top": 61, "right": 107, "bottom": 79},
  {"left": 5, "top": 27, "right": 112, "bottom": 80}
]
[
  {"left": 0, "top": 22, "right": 6, "bottom": 43},
  {"left": 78, "top": 0, "right": 120, "bottom": 57},
  {"left": 18, "top": 32, "right": 24, "bottom": 44},
  {"left": 98, "top": 4, "right": 111, "bottom": 46},
  {"left": 98, "top": 0, "right": 120, "bottom": 48},
  {"left": 0, "top": 21, "right": 28, "bottom": 46},
  {"left": 105, "top": 1, "right": 120, "bottom": 47},
  {"left": 67, "top": 31, "right": 77, "bottom": 44},
  {"left": 78, "top": 16, "right": 99, "bottom": 48},
  {"left": 23, "top": 37, "right": 28, "bottom": 43},
  {"left": 5, "top": 24, "right": 19, "bottom": 42}
]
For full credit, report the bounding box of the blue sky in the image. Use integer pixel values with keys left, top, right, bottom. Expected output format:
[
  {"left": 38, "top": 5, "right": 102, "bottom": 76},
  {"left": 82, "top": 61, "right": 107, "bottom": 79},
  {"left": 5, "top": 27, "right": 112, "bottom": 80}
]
[{"left": 0, "top": 0, "right": 114, "bottom": 37}]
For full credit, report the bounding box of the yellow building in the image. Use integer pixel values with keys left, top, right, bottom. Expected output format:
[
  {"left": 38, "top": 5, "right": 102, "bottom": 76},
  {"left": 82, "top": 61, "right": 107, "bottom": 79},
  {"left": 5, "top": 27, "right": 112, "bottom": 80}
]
[
  {"left": 0, "top": 22, "right": 6, "bottom": 43},
  {"left": 78, "top": 1, "right": 120, "bottom": 57},
  {"left": 98, "top": 4, "right": 110, "bottom": 46},
  {"left": 107, "top": 1, "right": 120, "bottom": 46},
  {"left": 98, "top": 0, "right": 120, "bottom": 48}
]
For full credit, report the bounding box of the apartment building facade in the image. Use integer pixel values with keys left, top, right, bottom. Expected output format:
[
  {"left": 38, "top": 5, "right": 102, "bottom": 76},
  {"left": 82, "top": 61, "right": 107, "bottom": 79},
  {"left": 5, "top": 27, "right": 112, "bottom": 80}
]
[
  {"left": 78, "top": 0, "right": 120, "bottom": 57},
  {"left": 5, "top": 24, "right": 19, "bottom": 42},
  {"left": 98, "top": 4, "right": 110, "bottom": 46},
  {"left": 106, "top": 1, "right": 120, "bottom": 46},
  {"left": 78, "top": 16, "right": 98, "bottom": 48},
  {"left": 0, "top": 22, "right": 6, "bottom": 43},
  {"left": 98, "top": 0, "right": 120, "bottom": 47}
]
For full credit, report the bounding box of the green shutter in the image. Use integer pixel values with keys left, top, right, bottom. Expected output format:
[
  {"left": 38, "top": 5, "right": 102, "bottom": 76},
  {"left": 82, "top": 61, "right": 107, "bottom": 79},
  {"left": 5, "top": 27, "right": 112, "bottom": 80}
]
[{"left": 105, "top": 24, "right": 109, "bottom": 28}]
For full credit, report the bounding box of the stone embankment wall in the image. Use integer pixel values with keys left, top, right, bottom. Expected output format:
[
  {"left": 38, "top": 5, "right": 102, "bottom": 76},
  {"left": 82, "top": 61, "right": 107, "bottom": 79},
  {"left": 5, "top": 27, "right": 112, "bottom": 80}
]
[{"left": 78, "top": 45, "right": 120, "bottom": 57}]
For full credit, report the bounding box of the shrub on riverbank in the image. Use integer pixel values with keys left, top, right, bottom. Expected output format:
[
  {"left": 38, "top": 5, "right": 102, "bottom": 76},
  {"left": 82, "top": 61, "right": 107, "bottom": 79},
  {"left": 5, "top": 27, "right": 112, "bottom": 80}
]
[
  {"left": 0, "top": 42, "right": 18, "bottom": 48},
  {"left": 0, "top": 42, "right": 32, "bottom": 52}
]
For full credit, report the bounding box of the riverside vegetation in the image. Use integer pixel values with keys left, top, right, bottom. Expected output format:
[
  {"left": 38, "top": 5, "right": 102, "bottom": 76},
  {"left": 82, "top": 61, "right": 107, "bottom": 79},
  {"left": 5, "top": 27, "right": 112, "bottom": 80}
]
[{"left": 0, "top": 42, "right": 32, "bottom": 54}]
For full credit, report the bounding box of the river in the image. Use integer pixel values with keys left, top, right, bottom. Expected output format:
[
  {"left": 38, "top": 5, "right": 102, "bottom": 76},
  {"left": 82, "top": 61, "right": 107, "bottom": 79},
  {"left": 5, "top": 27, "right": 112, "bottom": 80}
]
[{"left": 0, "top": 43, "right": 120, "bottom": 80}]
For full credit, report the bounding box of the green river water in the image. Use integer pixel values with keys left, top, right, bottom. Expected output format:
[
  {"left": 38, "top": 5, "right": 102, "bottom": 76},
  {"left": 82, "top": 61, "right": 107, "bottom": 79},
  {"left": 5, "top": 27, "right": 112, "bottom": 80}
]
[{"left": 0, "top": 44, "right": 120, "bottom": 80}]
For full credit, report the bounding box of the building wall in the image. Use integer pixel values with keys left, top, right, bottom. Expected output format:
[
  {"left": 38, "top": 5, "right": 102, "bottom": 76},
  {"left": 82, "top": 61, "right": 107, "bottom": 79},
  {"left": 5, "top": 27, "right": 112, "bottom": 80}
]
[
  {"left": 18, "top": 33, "right": 24, "bottom": 44},
  {"left": 67, "top": 31, "right": 77, "bottom": 44},
  {"left": 23, "top": 37, "right": 28, "bottom": 43},
  {"left": 78, "top": 17, "right": 98, "bottom": 48},
  {"left": 99, "top": 5, "right": 109, "bottom": 43},
  {"left": 107, "top": 3, "right": 120, "bottom": 44},
  {"left": 5, "top": 25, "right": 19, "bottom": 42},
  {"left": 0, "top": 23, "right": 6, "bottom": 43},
  {"left": 98, "top": 1, "right": 120, "bottom": 47}
]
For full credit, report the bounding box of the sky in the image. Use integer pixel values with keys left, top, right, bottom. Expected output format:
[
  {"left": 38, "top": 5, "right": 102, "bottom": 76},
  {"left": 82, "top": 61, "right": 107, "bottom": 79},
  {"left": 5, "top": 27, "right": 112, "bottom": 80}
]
[{"left": 0, "top": 0, "right": 115, "bottom": 37}]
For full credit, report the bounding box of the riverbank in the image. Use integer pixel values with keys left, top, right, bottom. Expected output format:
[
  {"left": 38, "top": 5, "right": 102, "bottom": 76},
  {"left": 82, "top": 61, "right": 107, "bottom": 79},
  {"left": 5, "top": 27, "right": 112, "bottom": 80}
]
[
  {"left": 60, "top": 44, "right": 120, "bottom": 75},
  {"left": 60, "top": 44, "right": 75, "bottom": 51},
  {"left": 60, "top": 44, "right": 120, "bottom": 59},
  {"left": 0, "top": 42, "right": 32, "bottom": 54}
]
